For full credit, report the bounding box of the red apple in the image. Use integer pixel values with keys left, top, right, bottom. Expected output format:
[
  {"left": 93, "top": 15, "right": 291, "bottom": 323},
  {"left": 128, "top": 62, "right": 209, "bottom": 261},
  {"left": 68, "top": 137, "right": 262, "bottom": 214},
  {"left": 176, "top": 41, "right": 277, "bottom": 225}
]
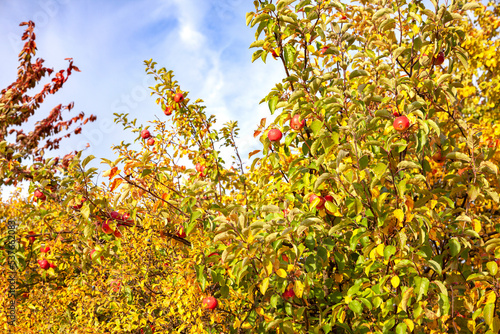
[
  {"left": 72, "top": 198, "right": 86, "bottom": 210},
  {"left": 309, "top": 194, "right": 326, "bottom": 210},
  {"left": 147, "top": 138, "right": 155, "bottom": 146},
  {"left": 110, "top": 211, "right": 122, "bottom": 220},
  {"left": 433, "top": 51, "right": 445, "bottom": 66},
  {"left": 34, "top": 189, "right": 46, "bottom": 201},
  {"left": 202, "top": 296, "right": 218, "bottom": 310},
  {"left": 174, "top": 93, "right": 184, "bottom": 103},
  {"left": 28, "top": 231, "right": 36, "bottom": 243},
  {"left": 176, "top": 226, "right": 186, "bottom": 238},
  {"left": 38, "top": 259, "right": 50, "bottom": 270},
  {"left": 320, "top": 46, "right": 328, "bottom": 55},
  {"left": 393, "top": 111, "right": 400, "bottom": 117},
  {"left": 113, "top": 229, "right": 122, "bottom": 238},
  {"left": 101, "top": 220, "right": 113, "bottom": 234},
  {"left": 49, "top": 263, "right": 56, "bottom": 269},
  {"left": 282, "top": 288, "right": 295, "bottom": 299},
  {"left": 141, "top": 129, "right": 151, "bottom": 139},
  {"left": 110, "top": 280, "right": 121, "bottom": 292},
  {"left": 196, "top": 163, "right": 207, "bottom": 177},
  {"left": 393, "top": 116, "right": 410, "bottom": 132},
  {"left": 268, "top": 129, "right": 283, "bottom": 142},
  {"left": 40, "top": 246, "right": 50, "bottom": 253},
  {"left": 271, "top": 49, "right": 278, "bottom": 59},
  {"left": 163, "top": 105, "right": 173, "bottom": 116},
  {"left": 290, "top": 114, "right": 305, "bottom": 130},
  {"left": 432, "top": 151, "right": 446, "bottom": 163}
]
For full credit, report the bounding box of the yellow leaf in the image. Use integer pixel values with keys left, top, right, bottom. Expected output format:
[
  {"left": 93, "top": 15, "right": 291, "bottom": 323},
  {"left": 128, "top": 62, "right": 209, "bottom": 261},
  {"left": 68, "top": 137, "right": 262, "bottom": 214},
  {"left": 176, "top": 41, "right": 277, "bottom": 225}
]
[
  {"left": 394, "top": 209, "right": 404, "bottom": 224},
  {"left": 294, "top": 280, "right": 304, "bottom": 298},
  {"left": 376, "top": 244, "right": 385, "bottom": 257},
  {"left": 335, "top": 273, "right": 343, "bottom": 283},
  {"left": 109, "top": 177, "right": 123, "bottom": 192},
  {"left": 401, "top": 287, "right": 414, "bottom": 312},
  {"left": 403, "top": 319, "right": 414, "bottom": 332},
  {"left": 473, "top": 219, "right": 481, "bottom": 233},
  {"left": 391, "top": 276, "right": 400, "bottom": 288},
  {"left": 345, "top": 295, "right": 352, "bottom": 304},
  {"left": 276, "top": 268, "right": 287, "bottom": 278},
  {"left": 260, "top": 277, "right": 269, "bottom": 295}
]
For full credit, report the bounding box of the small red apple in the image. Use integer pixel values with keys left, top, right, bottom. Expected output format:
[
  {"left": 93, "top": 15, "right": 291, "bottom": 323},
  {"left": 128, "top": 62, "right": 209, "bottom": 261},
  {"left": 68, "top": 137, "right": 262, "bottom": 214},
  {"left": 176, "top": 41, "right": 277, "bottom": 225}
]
[
  {"left": 72, "top": 198, "right": 86, "bottom": 210},
  {"left": 113, "top": 229, "right": 122, "bottom": 238},
  {"left": 40, "top": 246, "right": 51, "bottom": 253},
  {"left": 433, "top": 51, "right": 445, "bottom": 66},
  {"left": 309, "top": 194, "right": 326, "bottom": 210},
  {"left": 28, "top": 231, "right": 36, "bottom": 243},
  {"left": 174, "top": 93, "right": 184, "bottom": 103},
  {"left": 432, "top": 151, "right": 446, "bottom": 163},
  {"left": 176, "top": 226, "right": 186, "bottom": 238},
  {"left": 147, "top": 138, "right": 155, "bottom": 146},
  {"left": 141, "top": 129, "right": 151, "bottom": 139},
  {"left": 163, "top": 105, "right": 173, "bottom": 116},
  {"left": 290, "top": 114, "right": 305, "bottom": 130},
  {"left": 196, "top": 163, "right": 207, "bottom": 177},
  {"left": 101, "top": 220, "right": 113, "bottom": 234},
  {"left": 49, "top": 263, "right": 56, "bottom": 269},
  {"left": 393, "top": 116, "right": 410, "bottom": 132},
  {"left": 110, "top": 280, "right": 121, "bottom": 292},
  {"left": 34, "top": 189, "right": 46, "bottom": 201},
  {"left": 38, "top": 259, "right": 50, "bottom": 270},
  {"left": 271, "top": 49, "right": 278, "bottom": 59},
  {"left": 320, "top": 46, "right": 328, "bottom": 55},
  {"left": 110, "top": 211, "right": 122, "bottom": 220},
  {"left": 282, "top": 288, "right": 295, "bottom": 299},
  {"left": 202, "top": 296, "right": 218, "bottom": 310},
  {"left": 393, "top": 110, "right": 400, "bottom": 117},
  {"left": 268, "top": 129, "right": 283, "bottom": 142}
]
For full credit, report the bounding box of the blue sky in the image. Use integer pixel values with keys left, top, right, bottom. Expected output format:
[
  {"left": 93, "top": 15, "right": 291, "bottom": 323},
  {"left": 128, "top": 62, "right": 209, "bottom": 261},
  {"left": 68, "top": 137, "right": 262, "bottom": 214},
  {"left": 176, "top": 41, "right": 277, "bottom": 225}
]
[{"left": 0, "top": 0, "right": 283, "bottom": 186}]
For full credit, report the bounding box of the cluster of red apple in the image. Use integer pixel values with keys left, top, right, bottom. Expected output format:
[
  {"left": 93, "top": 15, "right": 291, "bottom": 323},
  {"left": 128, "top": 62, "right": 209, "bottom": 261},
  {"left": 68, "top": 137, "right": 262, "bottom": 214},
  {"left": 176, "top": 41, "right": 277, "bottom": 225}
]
[
  {"left": 100, "top": 211, "right": 134, "bottom": 238},
  {"left": 141, "top": 128, "right": 155, "bottom": 146},
  {"left": 268, "top": 114, "right": 306, "bottom": 143},
  {"left": 309, "top": 194, "right": 336, "bottom": 214},
  {"left": 163, "top": 92, "right": 184, "bottom": 116},
  {"left": 195, "top": 163, "right": 207, "bottom": 177},
  {"left": 37, "top": 259, "right": 56, "bottom": 270}
]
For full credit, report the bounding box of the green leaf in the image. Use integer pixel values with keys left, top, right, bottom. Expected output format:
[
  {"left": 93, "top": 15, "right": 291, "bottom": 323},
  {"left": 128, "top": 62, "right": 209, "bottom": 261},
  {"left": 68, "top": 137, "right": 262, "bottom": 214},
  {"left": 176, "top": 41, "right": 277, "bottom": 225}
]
[
  {"left": 484, "top": 303, "right": 494, "bottom": 326},
  {"left": 486, "top": 261, "right": 498, "bottom": 276},
  {"left": 446, "top": 152, "right": 470, "bottom": 162},
  {"left": 82, "top": 155, "right": 95, "bottom": 168},
  {"left": 427, "top": 260, "right": 442, "bottom": 275},
  {"left": 449, "top": 238, "right": 461, "bottom": 257},
  {"left": 462, "top": 2, "right": 481, "bottom": 11},
  {"left": 395, "top": 323, "right": 407, "bottom": 334},
  {"left": 349, "top": 70, "right": 369, "bottom": 80},
  {"left": 310, "top": 120, "right": 323, "bottom": 136},
  {"left": 348, "top": 300, "right": 363, "bottom": 314},
  {"left": 268, "top": 96, "right": 279, "bottom": 114}
]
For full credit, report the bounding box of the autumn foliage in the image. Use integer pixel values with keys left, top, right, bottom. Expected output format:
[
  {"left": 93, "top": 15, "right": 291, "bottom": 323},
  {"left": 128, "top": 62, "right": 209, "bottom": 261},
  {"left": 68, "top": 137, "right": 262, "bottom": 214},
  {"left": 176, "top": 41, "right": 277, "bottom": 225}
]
[{"left": 2, "top": 1, "right": 500, "bottom": 333}]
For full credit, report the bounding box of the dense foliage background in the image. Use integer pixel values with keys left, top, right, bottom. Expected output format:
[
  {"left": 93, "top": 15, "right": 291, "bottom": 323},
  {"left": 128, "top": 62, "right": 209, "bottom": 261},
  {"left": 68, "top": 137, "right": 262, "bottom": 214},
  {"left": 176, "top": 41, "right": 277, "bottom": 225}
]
[{"left": 1, "top": 0, "right": 500, "bottom": 333}]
